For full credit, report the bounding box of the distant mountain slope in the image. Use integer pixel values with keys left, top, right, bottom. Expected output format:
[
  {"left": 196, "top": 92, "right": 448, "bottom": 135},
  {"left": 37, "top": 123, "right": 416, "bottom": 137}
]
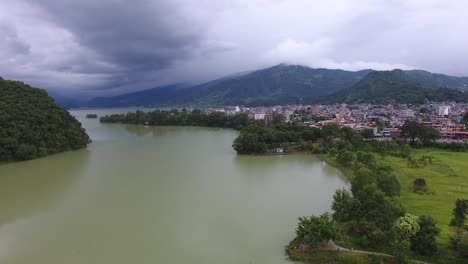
[
  {"left": 47, "top": 90, "right": 83, "bottom": 109},
  {"left": 405, "top": 70, "right": 468, "bottom": 91},
  {"left": 87, "top": 65, "right": 468, "bottom": 107},
  {"left": 87, "top": 65, "right": 371, "bottom": 107},
  {"left": 88, "top": 84, "right": 190, "bottom": 108},
  {"left": 324, "top": 70, "right": 468, "bottom": 104},
  {"left": 187, "top": 64, "right": 372, "bottom": 106}
]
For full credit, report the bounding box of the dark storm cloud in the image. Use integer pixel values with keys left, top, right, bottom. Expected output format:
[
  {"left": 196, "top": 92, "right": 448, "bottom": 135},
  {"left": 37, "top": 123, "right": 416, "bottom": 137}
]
[
  {"left": 0, "top": 22, "right": 31, "bottom": 57},
  {"left": 1, "top": 0, "right": 468, "bottom": 96},
  {"left": 29, "top": 0, "right": 203, "bottom": 72}
]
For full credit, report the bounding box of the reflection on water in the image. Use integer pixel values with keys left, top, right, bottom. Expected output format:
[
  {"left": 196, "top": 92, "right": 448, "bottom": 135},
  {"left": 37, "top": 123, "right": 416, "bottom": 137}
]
[
  {"left": 124, "top": 125, "right": 153, "bottom": 137},
  {"left": 0, "top": 149, "right": 90, "bottom": 226}
]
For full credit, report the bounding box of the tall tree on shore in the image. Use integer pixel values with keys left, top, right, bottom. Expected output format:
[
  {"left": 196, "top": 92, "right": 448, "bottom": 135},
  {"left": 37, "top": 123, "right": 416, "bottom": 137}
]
[{"left": 401, "top": 120, "right": 439, "bottom": 146}]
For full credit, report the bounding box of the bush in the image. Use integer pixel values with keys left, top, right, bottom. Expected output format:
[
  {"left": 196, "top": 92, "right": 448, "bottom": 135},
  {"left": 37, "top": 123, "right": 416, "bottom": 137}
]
[
  {"left": 413, "top": 178, "right": 431, "bottom": 194},
  {"left": 410, "top": 215, "right": 439, "bottom": 256},
  {"left": 295, "top": 213, "right": 344, "bottom": 247}
]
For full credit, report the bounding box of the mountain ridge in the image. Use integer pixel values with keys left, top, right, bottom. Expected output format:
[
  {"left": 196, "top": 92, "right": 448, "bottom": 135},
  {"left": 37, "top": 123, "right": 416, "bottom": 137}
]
[
  {"left": 86, "top": 65, "right": 468, "bottom": 107},
  {"left": 323, "top": 69, "right": 468, "bottom": 104},
  {"left": 88, "top": 64, "right": 372, "bottom": 107}
]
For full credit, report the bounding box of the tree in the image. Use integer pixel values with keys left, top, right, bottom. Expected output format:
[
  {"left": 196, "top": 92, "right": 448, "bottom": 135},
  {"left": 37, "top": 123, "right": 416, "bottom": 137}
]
[
  {"left": 463, "top": 112, "right": 468, "bottom": 126},
  {"left": 377, "top": 172, "right": 401, "bottom": 197},
  {"left": 336, "top": 150, "right": 355, "bottom": 166},
  {"left": 393, "top": 214, "right": 420, "bottom": 241},
  {"left": 458, "top": 232, "right": 468, "bottom": 258},
  {"left": 420, "top": 126, "right": 440, "bottom": 145},
  {"left": 410, "top": 215, "right": 440, "bottom": 256},
  {"left": 401, "top": 121, "right": 439, "bottom": 146},
  {"left": 392, "top": 214, "right": 420, "bottom": 264},
  {"left": 331, "top": 189, "right": 355, "bottom": 222},
  {"left": 390, "top": 239, "right": 411, "bottom": 264},
  {"left": 419, "top": 107, "right": 430, "bottom": 114},
  {"left": 399, "top": 144, "right": 413, "bottom": 158},
  {"left": 356, "top": 152, "right": 376, "bottom": 169},
  {"left": 401, "top": 121, "right": 421, "bottom": 145},
  {"left": 295, "top": 213, "right": 344, "bottom": 247},
  {"left": 354, "top": 185, "right": 404, "bottom": 231},
  {"left": 321, "top": 123, "right": 341, "bottom": 141},
  {"left": 272, "top": 114, "right": 286, "bottom": 127},
  {"left": 360, "top": 128, "right": 375, "bottom": 139},
  {"left": 232, "top": 133, "right": 267, "bottom": 154},
  {"left": 351, "top": 167, "right": 376, "bottom": 195},
  {"left": 451, "top": 199, "right": 468, "bottom": 248}
]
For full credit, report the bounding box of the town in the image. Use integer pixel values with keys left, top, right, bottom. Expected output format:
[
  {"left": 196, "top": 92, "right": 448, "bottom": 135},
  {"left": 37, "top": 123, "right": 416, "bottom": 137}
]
[{"left": 203, "top": 102, "right": 468, "bottom": 141}]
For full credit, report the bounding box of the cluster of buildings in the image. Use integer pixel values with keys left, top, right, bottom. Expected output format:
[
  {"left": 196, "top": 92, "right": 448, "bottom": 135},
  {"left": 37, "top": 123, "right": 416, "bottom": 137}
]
[{"left": 204, "top": 103, "right": 468, "bottom": 141}]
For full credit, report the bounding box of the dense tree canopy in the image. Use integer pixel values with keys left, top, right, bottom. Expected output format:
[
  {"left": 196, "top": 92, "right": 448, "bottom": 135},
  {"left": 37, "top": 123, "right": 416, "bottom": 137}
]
[
  {"left": 100, "top": 110, "right": 253, "bottom": 129},
  {"left": 393, "top": 214, "right": 420, "bottom": 241},
  {"left": 0, "top": 78, "right": 90, "bottom": 161},
  {"left": 463, "top": 112, "right": 468, "bottom": 126},
  {"left": 295, "top": 213, "right": 344, "bottom": 247},
  {"left": 410, "top": 215, "right": 440, "bottom": 256},
  {"left": 401, "top": 120, "right": 440, "bottom": 146}
]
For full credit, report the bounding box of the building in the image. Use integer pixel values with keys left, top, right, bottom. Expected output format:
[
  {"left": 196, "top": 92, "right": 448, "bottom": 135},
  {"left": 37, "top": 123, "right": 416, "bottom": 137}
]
[
  {"left": 438, "top": 106, "right": 450, "bottom": 116},
  {"left": 254, "top": 113, "right": 266, "bottom": 120},
  {"left": 400, "top": 110, "right": 415, "bottom": 118},
  {"left": 440, "top": 131, "right": 468, "bottom": 140}
]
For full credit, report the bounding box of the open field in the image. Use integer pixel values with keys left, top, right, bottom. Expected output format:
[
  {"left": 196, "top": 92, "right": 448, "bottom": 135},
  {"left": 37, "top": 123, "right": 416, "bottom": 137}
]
[
  {"left": 321, "top": 150, "right": 468, "bottom": 263},
  {"left": 377, "top": 150, "right": 468, "bottom": 246}
]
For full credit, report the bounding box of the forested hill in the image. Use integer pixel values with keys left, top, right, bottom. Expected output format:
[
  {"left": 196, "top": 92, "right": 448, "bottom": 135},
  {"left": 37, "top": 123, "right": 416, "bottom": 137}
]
[
  {"left": 405, "top": 70, "right": 468, "bottom": 90},
  {"left": 0, "top": 78, "right": 91, "bottom": 161},
  {"left": 323, "top": 70, "right": 468, "bottom": 104},
  {"left": 183, "top": 65, "right": 372, "bottom": 106},
  {"left": 87, "top": 65, "right": 371, "bottom": 107},
  {"left": 87, "top": 65, "right": 468, "bottom": 107}
]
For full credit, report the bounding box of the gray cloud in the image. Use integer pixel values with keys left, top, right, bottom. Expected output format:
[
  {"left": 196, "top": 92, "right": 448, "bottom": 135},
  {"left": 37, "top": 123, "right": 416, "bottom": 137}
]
[
  {"left": 0, "top": 0, "right": 467, "bottom": 97},
  {"left": 0, "top": 22, "right": 31, "bottom": 57},
  {"left": 29, "top": 0, "right": 200, "bottom": 72}
]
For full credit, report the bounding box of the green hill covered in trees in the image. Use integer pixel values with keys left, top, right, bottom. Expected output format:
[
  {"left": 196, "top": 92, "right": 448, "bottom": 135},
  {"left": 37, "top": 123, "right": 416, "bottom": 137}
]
[
  {"left": 324, "top": 70, "right": 468, "bottom": 104},
  {"left": 88, "top": 64, "right": 372, "bottom": 107},
  {"left": 88, "top": 65, "right": 468, "bottom": 107},
  {"left": 0, "top": 77, "right": 91, "bottom": 161}
]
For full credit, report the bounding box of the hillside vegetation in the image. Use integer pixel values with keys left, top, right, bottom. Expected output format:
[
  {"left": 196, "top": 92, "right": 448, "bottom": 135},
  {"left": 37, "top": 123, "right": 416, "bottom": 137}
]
[
  {"left": 87, "top": 65, "right": 468, "bottom": 107},
  {"left": 88, "top": 65, "right": 371, "bottom": 107},
  {"left": 0, "top": 77, "right": 91, "bottom": 161},
  {"left": 326, "top": 70, "right": 468, "bottom": 104}
]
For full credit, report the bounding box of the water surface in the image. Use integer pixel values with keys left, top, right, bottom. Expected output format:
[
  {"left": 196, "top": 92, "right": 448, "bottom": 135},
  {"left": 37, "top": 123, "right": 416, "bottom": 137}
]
[{"left": 0, "top": 109, "right": 349, "bottom": 264}]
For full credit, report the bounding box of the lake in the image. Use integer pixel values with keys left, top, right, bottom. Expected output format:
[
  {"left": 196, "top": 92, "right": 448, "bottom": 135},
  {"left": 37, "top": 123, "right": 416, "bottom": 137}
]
[{"left": 0, "top": 109, "right": 350, "bottom": 264}]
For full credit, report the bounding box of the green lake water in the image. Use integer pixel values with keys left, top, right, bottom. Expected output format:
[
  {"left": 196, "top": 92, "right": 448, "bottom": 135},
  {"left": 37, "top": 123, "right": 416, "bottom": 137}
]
[{"left": 0, "top": 109, "right": 349, "bottom": 264}]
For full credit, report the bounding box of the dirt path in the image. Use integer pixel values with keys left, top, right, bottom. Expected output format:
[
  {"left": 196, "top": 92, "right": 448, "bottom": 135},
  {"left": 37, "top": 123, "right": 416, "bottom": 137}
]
[{"left": 295, "top": 240, "right": 431, "bottom": 264}]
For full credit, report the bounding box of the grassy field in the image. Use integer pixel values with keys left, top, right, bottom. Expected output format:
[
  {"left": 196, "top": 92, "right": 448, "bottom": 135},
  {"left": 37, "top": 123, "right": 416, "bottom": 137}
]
[
  {"left": 321, "top": 150, "right": 468, "bottom": 263},
  {"left": 376, "top": 150, "right": 468, "bottom": 246}
]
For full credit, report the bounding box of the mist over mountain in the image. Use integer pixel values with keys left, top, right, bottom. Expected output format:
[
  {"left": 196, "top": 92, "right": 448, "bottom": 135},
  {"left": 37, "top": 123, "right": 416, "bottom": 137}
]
[
  {"left": 88, "top": 64, "right": 371, "bottom": 107},
  {"left": 324, "top": 70, "right": 468, "bottom": 104},
  {"left": 86, "top": 64, "right": 468, "bottom": 107}
]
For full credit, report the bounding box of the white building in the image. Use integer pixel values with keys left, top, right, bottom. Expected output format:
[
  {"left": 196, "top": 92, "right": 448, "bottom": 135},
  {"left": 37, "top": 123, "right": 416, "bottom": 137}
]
[
  {"left": 438, "top": 106, "right": 450, "bottom": 116},
  {"left": 400, "top": 109, "right": 415, "bottom": 118},
  {"left": 254, "top": 113, "right": 266, "bottom": 120}
]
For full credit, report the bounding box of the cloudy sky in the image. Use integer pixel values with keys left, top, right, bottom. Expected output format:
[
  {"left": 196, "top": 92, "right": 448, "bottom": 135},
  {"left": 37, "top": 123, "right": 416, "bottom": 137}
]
[{"left": 1, "top": 0, "right": 468, "bottom": 97}]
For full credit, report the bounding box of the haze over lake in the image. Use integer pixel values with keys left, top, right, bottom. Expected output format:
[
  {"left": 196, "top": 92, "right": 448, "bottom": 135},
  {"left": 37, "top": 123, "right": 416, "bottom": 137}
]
[{"left": 0, "top": 109, "right": 349, "bottom": 264}]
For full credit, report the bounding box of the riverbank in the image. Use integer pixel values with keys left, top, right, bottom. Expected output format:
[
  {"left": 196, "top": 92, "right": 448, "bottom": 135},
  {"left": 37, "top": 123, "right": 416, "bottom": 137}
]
[
  {"left": 287, "top": 238, "right": 397, "bottom": 264},
  {"left": 316, "top": 149, "right": 468, "bottom": 264}
]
